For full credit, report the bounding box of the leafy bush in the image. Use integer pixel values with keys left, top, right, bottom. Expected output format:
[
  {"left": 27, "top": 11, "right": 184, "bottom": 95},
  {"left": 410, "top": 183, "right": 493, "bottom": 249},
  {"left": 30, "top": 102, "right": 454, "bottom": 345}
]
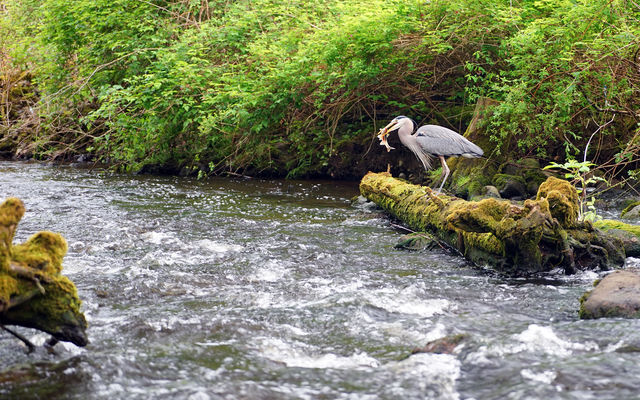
[{"left": 2, "top": 0, "right": 639, "bottom": 180}]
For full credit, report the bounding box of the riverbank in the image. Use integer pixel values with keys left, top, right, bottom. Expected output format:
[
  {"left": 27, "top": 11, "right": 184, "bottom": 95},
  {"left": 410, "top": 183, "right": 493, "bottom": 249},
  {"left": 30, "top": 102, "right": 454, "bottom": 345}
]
[{"left": 3, "top": 0, "right": 639, "bottom": 181}]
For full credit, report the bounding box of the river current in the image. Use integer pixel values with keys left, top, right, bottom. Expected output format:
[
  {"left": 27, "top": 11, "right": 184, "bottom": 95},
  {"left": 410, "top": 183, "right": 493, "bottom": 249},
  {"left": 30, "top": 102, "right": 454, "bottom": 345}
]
[{"left": 1, "top": 161, "right": 639, "bottom": 399}]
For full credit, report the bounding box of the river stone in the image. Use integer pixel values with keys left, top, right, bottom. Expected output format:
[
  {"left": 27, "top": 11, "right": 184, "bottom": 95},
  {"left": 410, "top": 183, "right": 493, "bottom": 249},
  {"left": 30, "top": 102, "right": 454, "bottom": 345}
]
[
  {"left": 580, "top": 269, "right": 640, "bottom": 319},
  {"left": 409, "top": 334, "right": 468, "bottom": 356},
  {"left": 492, "top": 174, "right": 527, "bottom": 199},
  {"left": 600, "top": 228, "right": 640, "bottom": 257},
  {"left": 622, "top": 204, "right": 640, "bottom": 220},
  {"left": 482, "top": 185, "right": 501, "bottom": 198},
  {"left": 395, "top": 233, "right": 438, "bottom": 251}
]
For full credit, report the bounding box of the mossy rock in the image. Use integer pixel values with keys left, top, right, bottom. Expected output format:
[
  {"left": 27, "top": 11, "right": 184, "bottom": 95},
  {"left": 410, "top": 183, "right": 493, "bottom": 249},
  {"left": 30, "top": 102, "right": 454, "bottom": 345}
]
[
  {"left": 500, "top": 158, "right": 548, "bottom": 196},
  {"left": 621, "top": 201, "right": 640, "bottom": 219},
  {"left": 594, "top": 219, "right": 640, "bottom": 257},
  {"left": 447, "top": 157, "right": 494, "bottom": 199},
  {"left": 0, "top": 197, "right": 88, "bottom": 347},
  {"left": 395, "top": 233, "right": 440, "bottom": 251}
]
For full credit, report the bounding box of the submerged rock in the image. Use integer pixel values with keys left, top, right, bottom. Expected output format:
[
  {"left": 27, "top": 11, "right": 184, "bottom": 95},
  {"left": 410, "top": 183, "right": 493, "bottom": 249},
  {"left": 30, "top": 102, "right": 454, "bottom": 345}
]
[
  {"left": 410, "top": 334, "right": 468, "bottom": 356},
  {"left": 395, "top": 233, "right": 440, "bottom": 251},
  {"left": 580, "top": 269, "right": 640, "bottom": 319},
  {"left": 0, "top": 197, "right": 88, "bottom": 348}
]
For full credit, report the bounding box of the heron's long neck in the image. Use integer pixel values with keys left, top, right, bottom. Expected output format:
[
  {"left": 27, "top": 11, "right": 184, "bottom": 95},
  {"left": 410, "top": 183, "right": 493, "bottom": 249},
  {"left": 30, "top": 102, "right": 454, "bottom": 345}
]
[
  {"left": 398, "top": 127, "right": 432, "bottom": 170},
  {"left": 397, "top": 127, "right": 414, "bottom": 147}
]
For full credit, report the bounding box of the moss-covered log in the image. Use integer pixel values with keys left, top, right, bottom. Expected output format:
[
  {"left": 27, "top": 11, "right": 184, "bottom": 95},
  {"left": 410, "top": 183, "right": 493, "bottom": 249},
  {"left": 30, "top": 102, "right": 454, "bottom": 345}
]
[
  {"left": 0, "top": 198, "right": 88, "bottom": 347},
  {"left": 360, "top": 172, "right": 625, "bottom": 275}
]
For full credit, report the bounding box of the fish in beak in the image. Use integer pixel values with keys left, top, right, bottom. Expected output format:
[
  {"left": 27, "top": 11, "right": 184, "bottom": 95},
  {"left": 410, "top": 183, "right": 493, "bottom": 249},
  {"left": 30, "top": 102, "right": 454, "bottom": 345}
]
[{"left": 377, "top": 119, "right": 399, "bottom": 152}]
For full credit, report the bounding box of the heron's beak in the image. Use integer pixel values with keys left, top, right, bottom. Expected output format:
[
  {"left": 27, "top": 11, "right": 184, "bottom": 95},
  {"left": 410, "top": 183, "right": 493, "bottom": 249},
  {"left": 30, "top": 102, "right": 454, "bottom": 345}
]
[{"left": 376, "top": 120, "right": 398, "bottom": 141}]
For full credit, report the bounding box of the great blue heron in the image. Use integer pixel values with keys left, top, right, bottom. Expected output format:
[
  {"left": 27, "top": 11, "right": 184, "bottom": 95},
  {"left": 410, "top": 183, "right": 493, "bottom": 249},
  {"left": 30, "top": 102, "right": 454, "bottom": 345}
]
[{"left": 377, "top": 116, "right": 484, "bottom": 193}]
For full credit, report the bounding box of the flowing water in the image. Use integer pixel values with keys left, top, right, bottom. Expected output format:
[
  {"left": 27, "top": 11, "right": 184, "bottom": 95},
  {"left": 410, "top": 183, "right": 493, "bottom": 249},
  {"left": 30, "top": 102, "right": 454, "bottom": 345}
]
[{"left": 1, "top": 161, "right": 640, "bottom": 400}]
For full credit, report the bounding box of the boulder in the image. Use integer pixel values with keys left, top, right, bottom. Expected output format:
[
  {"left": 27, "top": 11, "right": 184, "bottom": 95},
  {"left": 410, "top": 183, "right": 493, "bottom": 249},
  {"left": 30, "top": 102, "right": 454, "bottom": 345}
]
[
  {"left": 621, "top": 203, "right": 640, "bottom": 219},
  {"left": 482, "top": 185, "right": 501, "bottom": 199},
  {"left": 580, "top": 269, "right": 640, "bottom": 319},
  {"left": 595, "top": 219, "right": 640, "bottom": 257}
]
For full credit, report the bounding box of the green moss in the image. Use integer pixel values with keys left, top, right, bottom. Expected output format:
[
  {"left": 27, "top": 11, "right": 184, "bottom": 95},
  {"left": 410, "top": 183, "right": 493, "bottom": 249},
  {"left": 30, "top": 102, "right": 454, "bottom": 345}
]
[
  {"left": 536, "top": 176, "right": 579, "bottom": 228},
  {"left": 361, "top": 172, "right": 624, "bottom": 275},
  {"left": 0, "top": 197, "right": 26, "bottom": 273},
  {"left": 492, "top": 173, "right": 526, "bottom": 188},
  {"left": 6, "top": 276, "right": 86, "bottom": 335},
  {"left": 448, "top": 158, "right": 493, "bottom": 199},
  {"left": 595, "top": 219, "right": 640, "bottom": 237},
  {"left": 12, "top": 231, "right": 68, "bottom": 275},
  {"left": 463, "top": 232, "right": 503, "bottom": 254},
  {"left": 0, "top": 197, "right": 87, "bottom": 346},
  {"left": 0, "top": 275, "right": 19, "bottom": 308},
  {"left": 578, "top": 289, "right": 593, "bottom": 319},
  {"left": 0, "top": 197, "right": 25, "bottom": 230},
  {"left": 621, "top": 201, "right": 640, "bottom": 218}
]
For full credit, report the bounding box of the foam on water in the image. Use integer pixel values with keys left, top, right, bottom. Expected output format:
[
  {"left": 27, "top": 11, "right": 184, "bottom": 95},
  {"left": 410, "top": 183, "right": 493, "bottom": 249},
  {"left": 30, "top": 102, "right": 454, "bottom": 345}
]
[
  {"left": 385, "top": 353, "right": 461, "bottom": 400},
  {"left": 520, "top": 368, "right": 557, "bottom": 385},
  {"left": 513, "top": 324, "right": 598, "bottom": 356},
  {"left": 145, "top": 316, "right": 203, "bottom": 332},
  {"left": 141, "top": 231, "right": 176, "bottom": 245},
  {"left": 195, "top": 239, "right": 243, "bottom": 253},
  {"left": 259, "top": 337, "right": 380, "bottom": 369},
  {"left": 364, "top": 286, "right": 451, "bottom": 317},
  {"left": 249, "top": 259, "right": 289, "bottom": 282},
  {"left": 468, "top": 324, "right": 599, "bottom": 365},
  {"left": 380, "top": 322, "right": 449, "bottom": 345}
]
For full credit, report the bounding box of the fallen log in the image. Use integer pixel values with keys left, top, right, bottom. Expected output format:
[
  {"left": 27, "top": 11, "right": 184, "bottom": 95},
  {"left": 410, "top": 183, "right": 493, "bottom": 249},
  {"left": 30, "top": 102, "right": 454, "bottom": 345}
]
[
  {"left": 0, "top": 197, "right": 88, "bottom": 349},
  {"left": 359, "top": 172, "right": 625, "bottom": 275}
]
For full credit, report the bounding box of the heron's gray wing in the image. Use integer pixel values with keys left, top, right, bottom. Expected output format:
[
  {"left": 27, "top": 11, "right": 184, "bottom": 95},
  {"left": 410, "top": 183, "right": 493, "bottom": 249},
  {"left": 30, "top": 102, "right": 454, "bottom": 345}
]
[{"left": 415, "top": 125, "right": 483, "bottom": 157}]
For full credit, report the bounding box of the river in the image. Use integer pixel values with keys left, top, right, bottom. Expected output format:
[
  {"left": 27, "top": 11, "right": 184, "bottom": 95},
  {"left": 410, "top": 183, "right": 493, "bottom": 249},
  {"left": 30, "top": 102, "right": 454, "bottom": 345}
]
[{"left": 1, "top": 161, "right": 639, "bottom": 399}]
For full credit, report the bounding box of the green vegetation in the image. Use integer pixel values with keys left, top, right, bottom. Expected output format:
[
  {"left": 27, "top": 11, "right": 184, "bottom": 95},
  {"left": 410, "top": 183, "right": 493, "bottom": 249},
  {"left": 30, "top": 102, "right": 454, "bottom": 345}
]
[
  {"left": 543, "top": 159, "right": 607, "bottom": 221},
  {"left": 1, "top": 0, "right": 639, "bottom": 179}
]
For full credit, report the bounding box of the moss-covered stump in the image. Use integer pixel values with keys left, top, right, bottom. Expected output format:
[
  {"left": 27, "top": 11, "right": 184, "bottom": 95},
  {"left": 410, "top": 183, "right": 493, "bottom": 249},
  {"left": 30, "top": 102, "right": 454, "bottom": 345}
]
[
  {"left": 0, "top": 197, "right": 88, "bottom": 347},
  {"left": 359, "top": 172, "right": 625, "bottom": 276},
  {"left": 580, "top": 269, "right": 640, "bottom": 319}
]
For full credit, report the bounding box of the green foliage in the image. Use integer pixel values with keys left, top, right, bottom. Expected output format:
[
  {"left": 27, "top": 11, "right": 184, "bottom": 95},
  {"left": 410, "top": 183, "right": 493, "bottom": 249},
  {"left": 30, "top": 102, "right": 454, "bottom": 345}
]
[
  {"left": 2, "top": 0, "right": 640, "bottom": 178},
  {"left": 543, "top": 159, "right": 607, "bottom": 222}
]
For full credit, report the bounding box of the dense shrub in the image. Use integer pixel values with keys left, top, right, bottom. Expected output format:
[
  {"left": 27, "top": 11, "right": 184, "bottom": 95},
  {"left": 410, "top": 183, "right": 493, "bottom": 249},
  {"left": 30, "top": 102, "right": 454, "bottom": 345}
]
[{"left": 2, "top": 0, "right": 639, "bottom": 179}]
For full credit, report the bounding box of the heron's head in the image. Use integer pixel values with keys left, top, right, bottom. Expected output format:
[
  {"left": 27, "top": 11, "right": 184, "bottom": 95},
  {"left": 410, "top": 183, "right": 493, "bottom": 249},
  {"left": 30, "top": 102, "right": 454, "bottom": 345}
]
[{"left": 377, "top": 116, "right": 413, "bottom": 140}]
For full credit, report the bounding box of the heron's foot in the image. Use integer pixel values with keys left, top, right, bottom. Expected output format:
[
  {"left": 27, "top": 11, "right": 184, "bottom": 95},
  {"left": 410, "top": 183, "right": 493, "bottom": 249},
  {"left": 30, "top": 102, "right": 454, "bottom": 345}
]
[{"left": 421, "top": 188, "right": 446, "bottom": 208}]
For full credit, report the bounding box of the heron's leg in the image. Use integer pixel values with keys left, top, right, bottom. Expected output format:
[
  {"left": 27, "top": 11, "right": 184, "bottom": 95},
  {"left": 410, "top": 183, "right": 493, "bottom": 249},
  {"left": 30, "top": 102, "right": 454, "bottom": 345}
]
[{"left": 436, "top": 156, "right": 450, "bottom": 194}]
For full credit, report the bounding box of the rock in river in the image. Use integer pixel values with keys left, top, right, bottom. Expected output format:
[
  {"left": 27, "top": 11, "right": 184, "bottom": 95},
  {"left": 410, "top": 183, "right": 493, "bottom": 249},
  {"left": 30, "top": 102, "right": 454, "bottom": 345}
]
[{"left": 580, "top": 269, "right": 640, "bottom": 319}]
